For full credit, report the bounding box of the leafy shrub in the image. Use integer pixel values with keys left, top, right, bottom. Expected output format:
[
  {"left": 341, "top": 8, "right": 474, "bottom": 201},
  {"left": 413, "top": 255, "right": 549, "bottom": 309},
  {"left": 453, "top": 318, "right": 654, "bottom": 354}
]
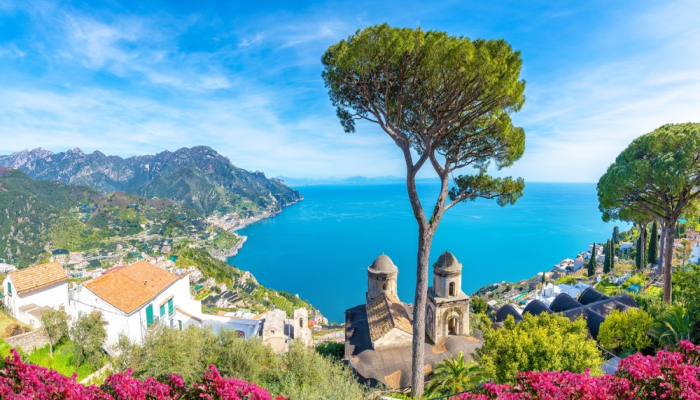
[
  {"left": 597, "top": 308, "right": 654, "bottom": 353},
  {"left": 113, "top": 325, "right": 367, "bottom": 399},
  {"left": 315, "top": 342, "right": 344, "bottom": 361},
  {"left": 455, "top": 340, "right": 700, "bottom": 399},
  {"left": 476, "top": 313, "right": 603, "bottom": 384},
  {"left": 70, "top": 312, "right": 108, "bottom": 369},
  {"left": 470, "top": 297, "right": 488, "bottom": 314},
  {"left": 427, "top": 351, "right": 484, "bottom": 396},
  {"left": 631, "top": 291, "right": 668, "bottom": 320},
  {"left": 651, "top": 305, "right": 691, "bottom": 347}
]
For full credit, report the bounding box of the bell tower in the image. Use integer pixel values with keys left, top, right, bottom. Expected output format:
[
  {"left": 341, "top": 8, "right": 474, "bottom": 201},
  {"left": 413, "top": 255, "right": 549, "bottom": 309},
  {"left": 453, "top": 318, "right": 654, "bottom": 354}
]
[
  {"left": 366, "top": 254, "right": 399, "bottom": 303},
  {"left": 426, "top": 251, "right": 470, "bottom": 343}
]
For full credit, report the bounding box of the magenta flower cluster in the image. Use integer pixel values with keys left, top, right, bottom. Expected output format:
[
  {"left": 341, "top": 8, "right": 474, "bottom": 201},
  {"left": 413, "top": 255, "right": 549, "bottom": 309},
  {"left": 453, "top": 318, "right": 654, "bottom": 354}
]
[
  {"left": 455, "top": 340, "right": 700, "bottom": 400},
  {"left": 0, "top": 349, "right": 287, "bottom": 400}
]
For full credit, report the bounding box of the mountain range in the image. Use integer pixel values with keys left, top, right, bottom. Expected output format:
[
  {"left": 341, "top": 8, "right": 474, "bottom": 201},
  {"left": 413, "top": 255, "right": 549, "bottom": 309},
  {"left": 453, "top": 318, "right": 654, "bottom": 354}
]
[
  {"left": 0, "top": 166, "right": 202, "bottom": 266},
  {"left": 0, "top": 146, "right": 302, "bottom": 217}
]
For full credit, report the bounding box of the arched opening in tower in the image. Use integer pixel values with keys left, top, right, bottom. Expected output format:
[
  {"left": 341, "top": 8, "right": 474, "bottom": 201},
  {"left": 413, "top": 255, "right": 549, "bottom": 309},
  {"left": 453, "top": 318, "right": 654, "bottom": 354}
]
[
  {"left": 448, "top": 317, "right": 457, "bottom": 335},
  {"left": 449, "top": 282, "right": 455, "bottom": 296}
]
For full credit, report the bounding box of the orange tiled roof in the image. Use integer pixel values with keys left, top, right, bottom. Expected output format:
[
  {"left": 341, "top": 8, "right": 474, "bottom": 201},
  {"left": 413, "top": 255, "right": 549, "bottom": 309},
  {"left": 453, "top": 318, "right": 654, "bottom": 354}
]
[
  {"left": 85, "top": 260, "right": 179, "bottom": 314},
  {"left": 8, "top": 261, "right": 67, "bottom": 295},
  {"left": 366, "top": 293, "right": 413, "bottom": 342}
]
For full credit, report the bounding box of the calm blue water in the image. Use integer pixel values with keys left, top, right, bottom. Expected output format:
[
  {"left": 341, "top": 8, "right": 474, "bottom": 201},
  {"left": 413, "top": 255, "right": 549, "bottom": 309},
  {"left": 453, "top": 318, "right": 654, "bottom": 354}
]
[{"left": 228, "top": 183, "right": 628, "bottom": 322}]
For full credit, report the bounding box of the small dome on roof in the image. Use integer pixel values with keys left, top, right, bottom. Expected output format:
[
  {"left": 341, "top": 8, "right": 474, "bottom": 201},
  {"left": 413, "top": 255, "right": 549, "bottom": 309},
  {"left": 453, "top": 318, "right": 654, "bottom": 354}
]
[
  {"left": 368, "top": 254, "right": 398, "bottom": 274},
  {"left": 434, "top": 251, "right": 462, "bottom": 272}
]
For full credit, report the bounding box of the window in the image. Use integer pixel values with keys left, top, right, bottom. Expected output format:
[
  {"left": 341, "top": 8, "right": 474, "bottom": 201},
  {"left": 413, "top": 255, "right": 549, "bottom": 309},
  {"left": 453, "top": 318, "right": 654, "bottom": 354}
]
[
  {"left": 382, "top": 283, "right": 387, "bottom": 290},
  {"left": 146, "top": 304, "right": 154, "bottom": 327},
  {"left": 160, "top": 304, "right": 165, "bottom": 318},
  {"left": 178, "top": 320, "right": 182, "bottom": 331},
  {"left": 299, "top": 318, "right": 303, "bottom": 328},
  {"left": 449, "top": 282, "right": 455, "bottom": 297},
  {"left": 7, "top": 282, "right": 11, "bottom": 296},
  {"left": 168, "top": 298, "right": 174, "bottom": 316}
]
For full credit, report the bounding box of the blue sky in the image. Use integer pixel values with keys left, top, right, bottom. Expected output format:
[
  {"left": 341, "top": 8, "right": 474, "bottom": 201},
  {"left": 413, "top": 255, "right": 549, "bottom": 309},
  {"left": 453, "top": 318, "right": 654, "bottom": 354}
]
[{"left": 0, "top": 0, "right": 698, "bottom": 182}]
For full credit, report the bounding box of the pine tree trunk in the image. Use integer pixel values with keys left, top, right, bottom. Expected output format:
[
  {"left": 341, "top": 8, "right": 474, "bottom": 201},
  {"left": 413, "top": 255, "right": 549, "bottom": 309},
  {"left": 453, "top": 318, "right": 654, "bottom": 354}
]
[
  {"left": 662, "top": 219, "right": 676, "bottom": 304},
  {"left": 410, "top": 229, "right": 433, "bottom": 397}
]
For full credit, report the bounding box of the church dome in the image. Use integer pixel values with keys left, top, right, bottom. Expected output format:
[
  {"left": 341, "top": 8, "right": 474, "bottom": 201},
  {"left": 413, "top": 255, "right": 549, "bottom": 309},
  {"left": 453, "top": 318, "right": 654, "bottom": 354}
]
[
  {"left": 434, "top": 251, "right": 462, "bottom": 272},
  {"left": 368, "top": 254, "right": 398, "bottom": 274}
]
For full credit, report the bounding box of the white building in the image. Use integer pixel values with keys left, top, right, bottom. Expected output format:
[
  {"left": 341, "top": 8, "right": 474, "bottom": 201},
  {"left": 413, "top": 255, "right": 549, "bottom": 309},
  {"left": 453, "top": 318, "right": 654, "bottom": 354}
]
[
  {"left": 535, "top": 282, "right": 591, "bottom": 306},
  {"left": 69, "top": 260, "right": 261, "bottom": 346},
  {"left": 69, "top": 260, "right": 201, "bottom": 345},
  {"left": 2, "top": 261, "right": 69, "bottom": 327}
]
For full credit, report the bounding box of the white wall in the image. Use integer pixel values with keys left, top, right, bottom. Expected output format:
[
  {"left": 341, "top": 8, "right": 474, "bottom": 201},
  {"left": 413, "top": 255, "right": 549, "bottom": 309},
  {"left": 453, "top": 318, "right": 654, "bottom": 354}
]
[
  {"left": 69, "top": 275, "right": 196, "bottom": 346},
  {"left": 2, "top": 277, "right": 68, "bottom": 326}
]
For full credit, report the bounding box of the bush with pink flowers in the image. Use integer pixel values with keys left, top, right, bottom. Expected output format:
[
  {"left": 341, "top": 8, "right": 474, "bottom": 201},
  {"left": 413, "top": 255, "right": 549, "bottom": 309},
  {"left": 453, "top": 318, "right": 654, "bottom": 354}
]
[
  {"left": 454, "top": 340, "right": 700, "bottom": 399},
  {"left": 0, "top": 349, "right": 287, "bottom": 400}
]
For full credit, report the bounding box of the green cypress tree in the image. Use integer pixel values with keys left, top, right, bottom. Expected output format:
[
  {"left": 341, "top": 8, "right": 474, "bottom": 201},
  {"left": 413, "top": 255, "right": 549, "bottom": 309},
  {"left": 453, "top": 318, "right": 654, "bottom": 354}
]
[
  {"left": 588, "top": 243, "right": 597, "bottom": 277},
  {"left": 612, "top": 226, "right": 620, "bottom": 244},
  {"left": 635, "top": 235, "right": 642, "bottom": 269},
  {"left": 603, "top": 240, "right": 611, "bottom": 273},
  {"left": 648, "top": 221, "right": 659, "bottom": 265}
]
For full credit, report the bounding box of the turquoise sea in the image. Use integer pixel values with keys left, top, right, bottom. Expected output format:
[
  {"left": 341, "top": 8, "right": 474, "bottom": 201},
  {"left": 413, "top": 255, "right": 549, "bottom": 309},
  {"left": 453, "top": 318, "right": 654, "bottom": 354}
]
[{"left": 228, "top": 182, "right": 628, "bottom": 322}]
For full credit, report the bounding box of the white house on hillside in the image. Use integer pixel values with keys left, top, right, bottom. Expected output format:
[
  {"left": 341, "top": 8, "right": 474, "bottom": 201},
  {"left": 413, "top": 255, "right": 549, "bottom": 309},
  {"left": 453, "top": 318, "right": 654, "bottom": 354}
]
[
  {"left": 69, "top": 260, "right": 200, "bottom": 345},
  {"left": 2, "top": 261, "right": 69, "bottom": 327}
]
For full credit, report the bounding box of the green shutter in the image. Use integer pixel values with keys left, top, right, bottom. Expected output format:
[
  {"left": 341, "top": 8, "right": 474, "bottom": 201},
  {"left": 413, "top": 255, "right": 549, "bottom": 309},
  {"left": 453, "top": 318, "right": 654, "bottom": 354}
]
[
  {"left": 160, "top": 304, "right": 165, "bottom": 317},
  {"left": 168, "top": 298, "right": 174, "bottom": 316},
  {"left": 178, "top": 320, "right": 182, "bottom": 331},
  {"left": 146, "top": 304, "right": 154, "bottom": 327},
  {"left": 7, "top": 282, "right": 11, "bottom": 295}
]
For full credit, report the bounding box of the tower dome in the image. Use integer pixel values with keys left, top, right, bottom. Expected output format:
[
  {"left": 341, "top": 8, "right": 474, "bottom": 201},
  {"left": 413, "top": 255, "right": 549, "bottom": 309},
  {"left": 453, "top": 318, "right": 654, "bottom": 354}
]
[
  {"left": 434, "top": 251, "right": 462, "bottom": 272},
  {"left": 366, "top": 254, "right": 399, "bottom": 303},
  {"left": 433, "top": 251, "right": 463, "bottom": 298},
  {"left": 368, "top": 254, "right": 398, "bottom": 274}
]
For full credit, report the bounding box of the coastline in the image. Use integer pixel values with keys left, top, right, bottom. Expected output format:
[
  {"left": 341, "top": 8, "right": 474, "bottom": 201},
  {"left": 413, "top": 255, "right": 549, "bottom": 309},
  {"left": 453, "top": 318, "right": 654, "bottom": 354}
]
[{"left": 210, "top": 235, "right": 248, "bottom": 261}]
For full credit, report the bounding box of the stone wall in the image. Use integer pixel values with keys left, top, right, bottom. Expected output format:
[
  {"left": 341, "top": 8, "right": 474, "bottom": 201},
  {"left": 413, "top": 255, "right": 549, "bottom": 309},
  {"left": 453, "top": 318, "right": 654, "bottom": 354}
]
[{"left": 5, "top": 329, "right": 48, "bottom": 352}]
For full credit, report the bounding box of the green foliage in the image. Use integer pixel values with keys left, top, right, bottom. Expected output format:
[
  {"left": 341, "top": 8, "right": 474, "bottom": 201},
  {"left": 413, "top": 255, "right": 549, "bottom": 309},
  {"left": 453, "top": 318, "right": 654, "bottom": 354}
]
[
  {"left": 469, "top": 313, "right": 491, "bottom": 336},
  {"left": 70, "top": 312, "right": 108, "bottom": 369},
  {"left": 613, "top": 226, "right": 620, "bottom": 244},
  {"left": 174, "top": 246, "right": 241, "bottom": 288},
  {"left": 648, "top": 221, "right": 659, "bottom": 264},
  {"left": 114, "top": 326, "right": 368, "bottom": 400},
  {"left": 598, "top": 123, "right": 700, "bottom": 303},
  {"left": 588, "top": 243, "right": 597, "bottom": 277},
  {"left": 314, "top": 342, "right": 344, "bottom": 362},
  {"left": 651, "top": 305, "right": 691, "bottom": 347},
  {"left": 673, "top": 262, "right": 700, "bottom": 341},
  {"left": 476, "top": 313, "right": 603, "bottom": 384},
  {"left": 603, "top": 240, "right": 612, "bottom": 274},
  {"left": 27, "top": 337, "right": 100, "bottom": 381},
  {"left": 426, "top": 351, "right": 484, "bottom": 396},
  {"left": 597, "top": 309, "right": 654, "bottom": 353},
  {"left": 631, "top": 291, "right": 668, "bottom": 320},
  {"left": 39, "top": 305, "right": 69, "bottom": 358},
  {"left": 470, "top": 297, "right": 488, "bottom": 314}
]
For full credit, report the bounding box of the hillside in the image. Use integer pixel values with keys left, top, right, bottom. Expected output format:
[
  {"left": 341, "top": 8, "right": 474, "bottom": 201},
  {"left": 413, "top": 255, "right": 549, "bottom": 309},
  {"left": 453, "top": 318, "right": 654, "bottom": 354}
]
[
  {"left": 0, "top": 146, "right": 302, "bottom": 217},
  {"left": 0, "top": 168, "right": 224, "bottom": 266}
]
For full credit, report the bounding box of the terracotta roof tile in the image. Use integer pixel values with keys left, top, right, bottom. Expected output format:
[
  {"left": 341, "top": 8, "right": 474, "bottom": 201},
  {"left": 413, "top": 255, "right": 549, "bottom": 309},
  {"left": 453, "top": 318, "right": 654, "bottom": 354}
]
[
  {"left": 85, "top": 260, "right": 179, "bottom": 314},
  {"left": 366, "top": 293, "right": 413, "bottom": 342},
  {"left": 8, "top": 261, "right": 67, "bottom": 295}
]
